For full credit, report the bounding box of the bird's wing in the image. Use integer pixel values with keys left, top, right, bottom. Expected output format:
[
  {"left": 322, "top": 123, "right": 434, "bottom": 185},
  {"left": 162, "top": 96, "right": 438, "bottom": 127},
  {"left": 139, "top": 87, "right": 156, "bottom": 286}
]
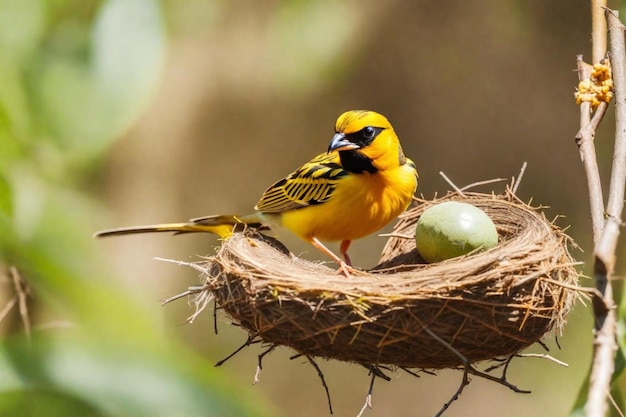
[{"left": 255, "top": 152, "right": 348, "bottom": 213}]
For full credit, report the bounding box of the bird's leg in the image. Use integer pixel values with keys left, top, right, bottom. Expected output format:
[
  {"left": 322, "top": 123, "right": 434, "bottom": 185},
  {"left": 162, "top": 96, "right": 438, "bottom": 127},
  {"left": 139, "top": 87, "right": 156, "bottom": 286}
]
[
  {"left": 309, "top": 236, "right": 355, "bottom": 277},
  {"left": 340, "top": 240, "right": 352, "bottom": 266}
]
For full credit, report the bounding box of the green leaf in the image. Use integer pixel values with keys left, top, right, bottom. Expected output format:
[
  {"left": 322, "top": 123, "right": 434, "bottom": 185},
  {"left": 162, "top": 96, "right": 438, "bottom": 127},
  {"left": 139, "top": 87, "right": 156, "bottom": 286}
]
[
  {"left": 92, "top": 0, "right": 165, "bottom": 101},
  {"left": 568, "top": 368, "right": 589, "bottom": 417},
  {"left": 90, "top": 0, "right": 166, "bottom": 143},
  {"left": 0, "top": 389, "right": 108, "bottom": 417},
  {"left": 36, "top": 0, "right": 166, "bottom": 158},
  {"left": 0, "top": 334, "right": 273, "bottom": 417}
]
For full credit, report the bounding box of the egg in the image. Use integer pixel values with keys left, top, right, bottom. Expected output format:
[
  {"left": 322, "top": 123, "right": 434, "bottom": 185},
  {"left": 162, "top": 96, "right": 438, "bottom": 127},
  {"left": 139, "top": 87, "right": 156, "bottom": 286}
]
[{"left": 415, "top": 201, "right": 498, "bottom": 263}]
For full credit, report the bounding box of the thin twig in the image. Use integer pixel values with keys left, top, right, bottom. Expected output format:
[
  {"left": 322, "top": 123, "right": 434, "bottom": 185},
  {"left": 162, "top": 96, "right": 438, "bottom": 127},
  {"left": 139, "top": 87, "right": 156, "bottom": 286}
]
[
  {"left": 160, "top": 285, "right": 206, "bottom": 306},
  {"left": 592, "top": 0, "right": 608, "bottom": 63},
  {"left": 305, "top": 355, "right": 334, "bottom": 415},
  {"left": 354, "top": 366, "right": 392, "bottom": 417},
  {"left": 439, "top": 172, "right": 507, "bottom": 195},
  {"left": 153, "top": 257, "right": 207, "bottom": 273},
  {"left": 576, "top": 55, "right": 606, "bottom": 244},
  {"left": 471, "top": 356, "right": 530, "bottom": 395},
  {"left": 439, "top": 172, "right": 466, "bottom": 197},
  {"left": 459, "top": 177, "right": 508, "bottom": 192},
  {"left": 400, "top": 367, "right": 427, "bottom": 378},
  {"left": 254, "top": 344, "right": 276, "bottom": 384},
  {"left": 434, "top": 366, "right": 471, "bottom": 417},
  {"left": 500, "top": 356, "right": 515, "bottom": 381},
  {"left": 608, "top": 391, "right": 626, "bottom": 417},
  {"left": 465, "top": 366, "right": 530, "bottom": 394},
  {"left": 602, "top": 10, "right": 626, "bottom": 251},
  {"left": 377, "top": 232, "right": 414, "bottom": 239},
  {"left": 575, "top": 101, "right": 609, "bottom": 147},
  {"left": 555, "top": 334, "right": 562, "bottom": 351},
  {"left": 536, "top": 340, "right": 550, "bottom": 352},
  {"left": 483, "top": 356, "right": 514, "bottom": 373},
  {"left": 516, "top": 353, "right": 569, "bottom": 368},
  {"left": 420, "top": 325, "right": 469, "bottom": 365},
  {"left": 215, "top": 334, "right": 260, "bottom": 367},
  {"left": 423, "top": 328, "right": 527, "bottom": 411},
  {"left": 10, "top": 267, "right": 31, "bottom": 341},
  {"left": 511, "top": 162, "right": 527, "bottom": 195},
  {"left": 419, "top": 324, "right": 529, "bottom": 416},
  {"left": 366, "top": 365, "right": 391, "bottom": 381},
  {"left": 356, "top": 369, "right": 377, "bottom": 417},
  {"left": 213, "top": 298, "right": 219, "bottom": 334},
  {"left": 0, "top": 297, "right": 17, "bottom": 323},
  {"left": 585, "top": 8, "right": 624, "bottom": 417},
  {"left": 187, "top": 290, "right": 214, "bottom": 324}
]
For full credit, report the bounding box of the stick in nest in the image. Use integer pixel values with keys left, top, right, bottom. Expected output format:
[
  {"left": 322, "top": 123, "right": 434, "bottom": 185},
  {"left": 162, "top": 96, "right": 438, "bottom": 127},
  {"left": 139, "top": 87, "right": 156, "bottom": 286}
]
[
  {"left": 305, "top": 355, "right": 334, "bottom": 415},
  {"left": 356, "top": 366, "right": 391, "bottom": 417},
  {"left": 254, "top": 344, "right": 277, "bottom": 384},
  {"left": 215, "top": 334, "right": 261, "bottom": 367},
  {"left": 0, "top": 267, "right": 32, "bottom": 340},
  {"left": 417, "top": 322, "right": 531, "bottom": 416}
]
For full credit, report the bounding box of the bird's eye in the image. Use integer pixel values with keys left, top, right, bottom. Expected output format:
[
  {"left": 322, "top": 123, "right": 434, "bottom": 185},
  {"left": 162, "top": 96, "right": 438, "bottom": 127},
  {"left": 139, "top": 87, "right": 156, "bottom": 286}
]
[{"left": 363, "top": 126, "right": 376, "bottom": 140}]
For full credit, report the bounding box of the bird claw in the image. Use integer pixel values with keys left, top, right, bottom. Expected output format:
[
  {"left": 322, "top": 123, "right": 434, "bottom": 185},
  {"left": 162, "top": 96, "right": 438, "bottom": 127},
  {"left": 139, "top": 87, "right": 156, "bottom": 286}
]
[{"left": 336, "top": 262, "right": 357, "bottom": 278}]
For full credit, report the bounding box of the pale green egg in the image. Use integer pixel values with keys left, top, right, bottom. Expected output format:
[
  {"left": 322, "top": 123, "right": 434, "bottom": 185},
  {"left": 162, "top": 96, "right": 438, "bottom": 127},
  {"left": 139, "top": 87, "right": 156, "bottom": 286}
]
[{"left": 415, "top": 201, "right": 498, "bottom": 263}]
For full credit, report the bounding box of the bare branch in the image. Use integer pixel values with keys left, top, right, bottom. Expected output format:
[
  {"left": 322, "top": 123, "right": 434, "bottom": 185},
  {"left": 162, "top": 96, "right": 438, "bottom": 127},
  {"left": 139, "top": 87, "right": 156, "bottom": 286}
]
[
  {"left": 603, "top": 10, "right": 626, "bottom": 246},
  {"left": 516, "top": 353, "right": 569, "bottom": 368},
  {"left": 10, "top": 267, "right": 31, "bottom": 340},
  {"left": 0, "top": 297, "right": 17, "bottom": 323},
  {"left": 214, "top": 334, "right": 260, "bottom": 367},
  {"left": 305, "top": 355, "right": 334, "bottom": 415},
  {"left": 160, "top": 285, "right": 206, "bottom": 306},
  {"left": 585, "top": 8, "right": 624, "bottom": 417},
  {"left": 592, "top": 0, "right": 608, "bottom": 63},
  {"left": 459, "top": 177, "right": 508, "bottom": 192},
  {"left": 434, "top": 367, "right": 471, "bottom": 417},
  {"left": 609, "top": 391, "right": 626, "bottom": 417},
  {"left": 511, "top": 162, "right": 527, "bottom": 195},
  {"left": 356, "top": 368, "right": 377, "bottom": 417},
  {"left": 575, "top": 55, "right": 606, "bottom": 244},
  {"left": 439, "top": 171, "right": 465, "bottom": 197},
  {"left": 253, "top": 344, "right": 276, "bottom": 384}
]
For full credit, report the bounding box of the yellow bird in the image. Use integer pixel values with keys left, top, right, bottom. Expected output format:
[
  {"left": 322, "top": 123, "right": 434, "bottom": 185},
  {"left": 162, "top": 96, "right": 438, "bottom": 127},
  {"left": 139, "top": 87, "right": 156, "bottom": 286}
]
[{"left": 96, "top": 110, "right": 418, "bottom": 276}]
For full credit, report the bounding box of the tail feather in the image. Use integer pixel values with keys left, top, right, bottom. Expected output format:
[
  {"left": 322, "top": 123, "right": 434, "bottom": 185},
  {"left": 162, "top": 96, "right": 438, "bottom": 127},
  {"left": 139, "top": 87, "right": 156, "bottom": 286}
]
[{"left": 94, "top": 214, "right": 266, "bottom": 239}]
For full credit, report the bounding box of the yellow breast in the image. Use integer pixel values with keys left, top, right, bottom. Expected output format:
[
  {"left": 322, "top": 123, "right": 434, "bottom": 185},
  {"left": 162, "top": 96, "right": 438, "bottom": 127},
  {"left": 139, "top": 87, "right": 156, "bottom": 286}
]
[{"left": 278, "top": 161, "right": 417, "bottom": 242}]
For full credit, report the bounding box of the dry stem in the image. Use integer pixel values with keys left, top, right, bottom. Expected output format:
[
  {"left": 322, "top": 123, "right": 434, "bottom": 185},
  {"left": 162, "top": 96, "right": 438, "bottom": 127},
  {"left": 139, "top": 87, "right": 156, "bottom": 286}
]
[
  {"left": 0, "top": 267, "right": 31, "bottom": 340},
  {"left": 214, "top": 334, "right": 261, "bottom": 367},
  {"left": 592, "top": 0, "right": 608, "bottom": 63},
  {"left": 575, "top": 55, "right": 606, "bottom": 243},
  {"left": 580, "top": 6, "right": 623, "bottom": 417},
  {"left": 305, "top": 355, "right": 334, "bottom": 415}
]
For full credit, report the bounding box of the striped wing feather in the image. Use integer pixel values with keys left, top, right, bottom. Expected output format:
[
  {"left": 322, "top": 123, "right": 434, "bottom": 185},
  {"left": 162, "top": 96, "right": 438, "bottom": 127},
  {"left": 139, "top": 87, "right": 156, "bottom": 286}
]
[{"left": 255, "top": 153, "right": 347, "bottom": 213}]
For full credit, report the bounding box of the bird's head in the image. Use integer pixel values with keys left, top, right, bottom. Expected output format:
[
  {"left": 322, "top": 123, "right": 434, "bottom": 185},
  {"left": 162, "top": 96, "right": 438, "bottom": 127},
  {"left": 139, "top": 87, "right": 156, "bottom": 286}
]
[{"left": 328, "top": 110, "right": 406, "bottom": 173}]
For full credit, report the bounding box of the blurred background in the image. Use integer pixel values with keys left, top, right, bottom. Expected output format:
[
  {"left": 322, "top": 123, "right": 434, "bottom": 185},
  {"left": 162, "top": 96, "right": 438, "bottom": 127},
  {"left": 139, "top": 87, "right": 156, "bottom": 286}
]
[{"left": 0, "top": 0, "right": 620, "bottom": 416}]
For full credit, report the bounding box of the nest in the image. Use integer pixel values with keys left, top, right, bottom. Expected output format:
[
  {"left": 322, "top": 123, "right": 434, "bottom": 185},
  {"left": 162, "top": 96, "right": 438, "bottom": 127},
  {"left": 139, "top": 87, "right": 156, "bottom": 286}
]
[{"left": 197, "top": 190, "right": 580, "bottom": 370}]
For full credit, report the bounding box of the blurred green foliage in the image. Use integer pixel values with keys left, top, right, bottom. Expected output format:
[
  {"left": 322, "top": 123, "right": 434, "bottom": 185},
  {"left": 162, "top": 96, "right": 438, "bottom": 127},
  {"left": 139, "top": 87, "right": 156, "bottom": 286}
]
[
  {"left": 1, "top": 0, "right": 623, "bottom": 415},
  {"left": 0, "top": 1, "right": 272, "bottom": 416}
]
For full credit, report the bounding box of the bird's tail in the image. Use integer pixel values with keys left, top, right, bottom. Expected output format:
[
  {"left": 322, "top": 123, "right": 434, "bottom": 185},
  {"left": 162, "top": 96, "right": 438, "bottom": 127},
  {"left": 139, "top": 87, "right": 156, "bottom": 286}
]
[{"left": 94, "top": 214, "right": 265, "bottom": 239}]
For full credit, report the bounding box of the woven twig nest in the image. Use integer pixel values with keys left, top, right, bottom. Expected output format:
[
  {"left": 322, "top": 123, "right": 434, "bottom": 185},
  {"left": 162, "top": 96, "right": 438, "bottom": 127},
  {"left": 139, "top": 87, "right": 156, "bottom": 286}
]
[{"left": 199, "top": 190, "right": 580, "bottom": 370}]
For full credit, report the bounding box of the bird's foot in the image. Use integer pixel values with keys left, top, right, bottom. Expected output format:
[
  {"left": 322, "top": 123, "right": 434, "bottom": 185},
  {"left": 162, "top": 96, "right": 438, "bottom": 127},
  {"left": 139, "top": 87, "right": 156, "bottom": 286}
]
[{"left": 336, "top": 262, "right": 357, "bottom": 278}]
